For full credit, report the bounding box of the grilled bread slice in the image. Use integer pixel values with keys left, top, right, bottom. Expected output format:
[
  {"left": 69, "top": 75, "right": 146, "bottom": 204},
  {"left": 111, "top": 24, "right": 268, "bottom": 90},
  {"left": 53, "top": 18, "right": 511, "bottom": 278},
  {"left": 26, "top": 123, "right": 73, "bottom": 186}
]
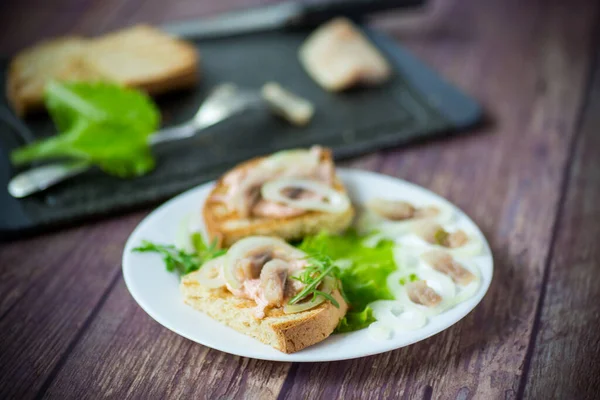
[
  {"left": 203, "top": 149, "right": 355, "bottom": 248},
  {"left": 181, "top": 271, "right": 348, "bottom": 353},
  {"left": 7, "top": 24, "right": 199, "bottom": 115}
]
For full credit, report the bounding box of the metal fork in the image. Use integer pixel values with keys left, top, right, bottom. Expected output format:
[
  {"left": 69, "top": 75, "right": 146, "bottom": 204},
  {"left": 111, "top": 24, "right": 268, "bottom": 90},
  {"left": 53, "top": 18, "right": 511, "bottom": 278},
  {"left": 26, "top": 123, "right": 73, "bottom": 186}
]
[{"left": 8, "top": 84, "right": 263, "bottom": 198}]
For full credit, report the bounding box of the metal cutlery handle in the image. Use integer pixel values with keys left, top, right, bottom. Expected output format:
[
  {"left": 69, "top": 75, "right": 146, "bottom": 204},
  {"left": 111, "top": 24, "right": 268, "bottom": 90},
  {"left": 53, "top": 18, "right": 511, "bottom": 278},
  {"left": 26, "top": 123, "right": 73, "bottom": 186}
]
[
  {"left": 147, "top": 121, "right": 198, "bottom": 146},
  {"left": 7, "top": 118, "right": 218, "bottom": 199},
  {"left": 7, "top": 84, "right": 262, "bottom": 198},
  {"left": 8, "top": 161, "right": 91, "bottom": 198}
]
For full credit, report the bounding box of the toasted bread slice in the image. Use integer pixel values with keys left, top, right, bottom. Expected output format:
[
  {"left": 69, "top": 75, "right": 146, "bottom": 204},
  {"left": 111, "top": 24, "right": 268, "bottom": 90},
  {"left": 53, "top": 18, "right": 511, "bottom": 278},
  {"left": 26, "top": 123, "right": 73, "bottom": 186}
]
[
  {"left": 7, "top": 24, "right": 199, "bottom": 115},
  {"left": 6, "top": 37, "right": 102, "bottom": 115},
  {"left": 204, "top": 149, "right": 355, "bottom": 248},
  {"left": 181, "top": 271, "right": 348, "bottom": 353},
  {"left": 83, "top": 25, "right": 199, "bottom": 95},
  {"left": 299, "top": 17, "right": 391, "bottom": 91}
]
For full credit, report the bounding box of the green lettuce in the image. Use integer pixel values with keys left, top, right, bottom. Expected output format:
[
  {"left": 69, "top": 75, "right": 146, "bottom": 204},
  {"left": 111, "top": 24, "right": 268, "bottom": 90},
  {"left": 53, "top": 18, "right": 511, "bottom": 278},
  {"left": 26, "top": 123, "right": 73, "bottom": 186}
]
[
  {"left": 336, "top": 306, "right": 374, "bottom": 333},
  {"left": 11, "top": 81, "right": 160, "bottom": 178},
  {"left": 299, "top": 230, "right": 397, "bottom": 333}
]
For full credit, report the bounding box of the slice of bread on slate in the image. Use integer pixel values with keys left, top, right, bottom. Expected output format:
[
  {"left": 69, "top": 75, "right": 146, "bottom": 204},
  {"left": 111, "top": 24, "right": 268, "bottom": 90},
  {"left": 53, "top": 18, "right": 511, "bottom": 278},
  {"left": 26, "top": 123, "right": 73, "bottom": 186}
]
[
  {"left": 6, "top": 37, "right": 101, "bottom": 115},
  {"left": 6, "top": 24, "right": 199, "bottom": 115},
  {"left": 203, "top": 149, "right": 355, "bottom": 248},
  {"left": 180, "top": 271, "right": 348, "bottom": 353},
  {"left": 83, "top": 25, "right": 199, "bottom": 95}
]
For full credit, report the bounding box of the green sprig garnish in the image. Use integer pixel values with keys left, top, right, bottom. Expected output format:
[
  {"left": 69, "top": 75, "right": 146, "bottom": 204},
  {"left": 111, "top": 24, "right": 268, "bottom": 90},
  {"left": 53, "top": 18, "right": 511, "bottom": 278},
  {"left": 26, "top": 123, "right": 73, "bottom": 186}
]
[
  {"left": 288, "top": 253, "right": 346, "bottom": 308},
  {"left": 400, "top": 273, "right": 419, "bottom": 286},
  {"left": 434, "top": 228, "right": 449, "bottom": 246},
  {"left": 133, "top": 235, "right": 225, "bottom": 276}
]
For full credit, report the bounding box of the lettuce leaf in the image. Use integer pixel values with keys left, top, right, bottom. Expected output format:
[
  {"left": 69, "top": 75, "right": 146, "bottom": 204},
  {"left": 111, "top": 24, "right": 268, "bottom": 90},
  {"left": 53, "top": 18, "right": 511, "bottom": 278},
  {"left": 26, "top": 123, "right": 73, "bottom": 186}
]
[
  {"left": 11, "top": 81, "right": 160, "bottom": 178},
  {"left": 336, "top": 306, "right": 375, "bottom": 333},
  {"left": 299, "top": 230, "right": 397, "bottom": 333}
]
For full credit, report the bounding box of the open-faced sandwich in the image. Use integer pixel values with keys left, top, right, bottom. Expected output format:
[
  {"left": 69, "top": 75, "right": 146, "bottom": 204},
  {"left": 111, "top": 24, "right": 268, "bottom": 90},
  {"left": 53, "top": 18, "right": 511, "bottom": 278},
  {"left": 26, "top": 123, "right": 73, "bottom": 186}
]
[
  {"left": 203, "top": 146, "right": 355, "bottom": 248},
  {"left": 133, "top": 148, "right": 487, "bottom": 354},
  {"left": 178, "top": 147, "right": 354, "bottom": 352},
  {"left": 180, "top": 236, "right": 348, "bottom": 353}
]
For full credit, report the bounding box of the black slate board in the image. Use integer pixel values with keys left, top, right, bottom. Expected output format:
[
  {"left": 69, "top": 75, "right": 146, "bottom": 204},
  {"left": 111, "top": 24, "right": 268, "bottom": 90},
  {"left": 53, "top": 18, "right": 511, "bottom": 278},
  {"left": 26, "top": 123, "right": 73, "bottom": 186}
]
[{"left": 0, "top": 27, "right": 481, "bottom": 238}]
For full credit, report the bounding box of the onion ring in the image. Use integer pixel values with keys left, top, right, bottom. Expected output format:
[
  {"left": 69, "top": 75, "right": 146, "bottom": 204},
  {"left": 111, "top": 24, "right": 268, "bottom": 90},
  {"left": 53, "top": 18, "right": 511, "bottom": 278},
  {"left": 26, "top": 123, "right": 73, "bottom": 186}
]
[
  {"left": 196, "top": 256, "right": 226, "bottom": 289},
  {"left": 283, "top": 276, "right": 336, "bottom": 314},
  {"left": 223, "top": 236, "right": 306, "bottom": 289},
  {"left": 261, "top": 178, "right": 350, "bottom": 214}
]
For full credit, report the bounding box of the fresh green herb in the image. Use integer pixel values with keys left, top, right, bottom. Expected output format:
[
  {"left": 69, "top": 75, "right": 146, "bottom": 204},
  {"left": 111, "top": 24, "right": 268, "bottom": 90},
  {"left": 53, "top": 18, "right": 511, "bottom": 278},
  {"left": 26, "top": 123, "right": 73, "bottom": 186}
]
[
  {"left": 133, "top": 237, "right": 225, "bottom": 276},
  {"left": 434, "top": 228, "right": 449, "bottom": 246},
  {"left": 191, "top": 232, "right": 211, "bottom": 254},
  {"left": 299, "top": 230, "right": 397, "bottom": 333},
  {"left": 400, "top": 274, "right": 418, "bottom": 285},
  {"left": 11, "top": 81, "right": 160, "bottom": 178},
  {"left": 288, "top": 253, "right": 345, "bottom": 308}
]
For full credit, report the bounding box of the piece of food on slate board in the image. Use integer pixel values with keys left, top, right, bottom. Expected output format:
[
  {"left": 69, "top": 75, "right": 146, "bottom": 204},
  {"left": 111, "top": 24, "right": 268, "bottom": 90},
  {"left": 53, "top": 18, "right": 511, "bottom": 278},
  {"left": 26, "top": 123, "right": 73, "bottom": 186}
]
[
  {"left": 261, "top": 82, "right": 315, "bottom": 126},
  {"left": 7, "top": 24, "right": 199, "bottom": 116},
  {"left": 203, "top": 146, "right": 354, "bottom": 248},
  {"left": 299, "top": 17, "right": 392, "bottom": 92}
]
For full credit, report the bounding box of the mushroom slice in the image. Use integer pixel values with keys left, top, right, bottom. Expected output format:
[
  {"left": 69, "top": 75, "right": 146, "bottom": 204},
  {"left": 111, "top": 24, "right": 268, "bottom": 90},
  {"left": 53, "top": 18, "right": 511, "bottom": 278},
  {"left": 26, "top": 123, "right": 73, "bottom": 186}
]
[
  {"left": 413, "top": 221, "right": 469, "bottom": 248},
  {"left": 368, "top": 198, "right": 416, "bottom": 221},
  {"left": 447, "top": 230, "right": 469, "bottom": 248},
  {"left": 224, "top": 236, "right": 306, "bottom": 289},
  {"left": 422, "top": 250, "right": 475, "bottom": 286},
  {"left": 413, "top": 206, "right": 441, "bottom": 219},
  {"left": 239, "top": 250, "right": 273, "bottom": 280},
  {"left": 406, "top": 281, "right": 442, "bottom": 307}
]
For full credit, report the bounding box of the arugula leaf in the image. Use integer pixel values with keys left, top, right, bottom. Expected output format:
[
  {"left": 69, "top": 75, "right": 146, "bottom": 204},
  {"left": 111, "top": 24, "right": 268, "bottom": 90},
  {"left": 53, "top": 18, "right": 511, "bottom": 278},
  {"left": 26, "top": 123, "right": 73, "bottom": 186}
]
[
  {"left": 133, "top": 235, "right": 225, "bottom": 276},
  {"left": 288, "top": 253, "right": 344, "bottom": 308},
  {"left": 190, "top": 233, "right": 227, "bottom": 260},
  {"left": 299, "top": 230, "right": 397, "bottom": 333},
  {"left": 11, "top": 81, "right": 160, "bottom": 178}
]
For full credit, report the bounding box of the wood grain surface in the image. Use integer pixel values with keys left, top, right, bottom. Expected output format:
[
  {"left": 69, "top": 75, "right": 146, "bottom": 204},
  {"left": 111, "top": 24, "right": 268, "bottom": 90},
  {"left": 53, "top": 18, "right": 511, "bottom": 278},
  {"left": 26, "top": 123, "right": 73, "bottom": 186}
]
[
  {"left": 521, "top": 47, "right": 600, "bottom": 400},
  {"left": 1, "top": 0, "right": 599, "bottom": 399}
]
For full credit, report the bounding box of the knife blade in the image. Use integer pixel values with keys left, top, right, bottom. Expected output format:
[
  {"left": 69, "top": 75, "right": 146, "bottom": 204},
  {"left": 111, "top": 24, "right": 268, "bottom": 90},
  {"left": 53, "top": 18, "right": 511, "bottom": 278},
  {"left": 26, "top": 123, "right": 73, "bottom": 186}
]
[{"left": 162, "top": 0, "right": 426, "bottom": 40}]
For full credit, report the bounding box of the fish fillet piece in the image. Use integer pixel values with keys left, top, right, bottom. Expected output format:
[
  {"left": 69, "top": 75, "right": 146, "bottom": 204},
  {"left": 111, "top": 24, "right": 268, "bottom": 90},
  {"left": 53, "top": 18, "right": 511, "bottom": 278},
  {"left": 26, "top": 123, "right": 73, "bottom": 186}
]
[{"left": 299, "top": 17, "right": 392, "bottom": 91}]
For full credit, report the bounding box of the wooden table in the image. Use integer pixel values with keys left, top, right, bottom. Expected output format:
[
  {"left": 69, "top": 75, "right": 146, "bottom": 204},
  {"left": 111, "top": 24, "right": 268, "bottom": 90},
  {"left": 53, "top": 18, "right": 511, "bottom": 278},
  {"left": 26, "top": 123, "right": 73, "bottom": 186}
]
[{"left": 1, "top": 0, "right": 599, "bottom": 398}]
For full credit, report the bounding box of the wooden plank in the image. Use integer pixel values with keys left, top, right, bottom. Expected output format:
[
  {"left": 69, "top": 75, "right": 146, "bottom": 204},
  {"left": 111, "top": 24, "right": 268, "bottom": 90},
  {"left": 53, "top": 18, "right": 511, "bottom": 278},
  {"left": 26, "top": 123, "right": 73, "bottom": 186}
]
[
  {"left": 42, "top": 0, "right": 597, "bottom": 397},
  {"left": 522, "top": 46, "right": 600, "bottom": 399},
  {"left": 0, "top": 0, "right": 597, "bottom": 399},
  {"left": 0, "top": 2, "right": 380, "bottom": 398},
  {"left": 0, "top": 214, "right": 144, "bottom": 399},
  {"left": 277, "top": 0, "right": 600, "bottom": 398},
  {"left": 42, "top": 278, "right": 292, "bottom": 399}
]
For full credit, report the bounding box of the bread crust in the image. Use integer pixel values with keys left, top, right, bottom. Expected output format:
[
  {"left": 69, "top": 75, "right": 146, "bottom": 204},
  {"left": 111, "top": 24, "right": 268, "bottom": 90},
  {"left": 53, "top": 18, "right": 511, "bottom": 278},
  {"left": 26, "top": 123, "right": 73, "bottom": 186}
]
[
  {"left": 203, "top": 149, "right": 355, "bottom": 248},
  {"left": 6, "top": 24, "right": 199, "bottom": 115},
  {"left": 181, "top": 271, "right": 348, "bottom": 353},
  {"left": 83, "top": 25, "right": 200, "bottom": 93}
]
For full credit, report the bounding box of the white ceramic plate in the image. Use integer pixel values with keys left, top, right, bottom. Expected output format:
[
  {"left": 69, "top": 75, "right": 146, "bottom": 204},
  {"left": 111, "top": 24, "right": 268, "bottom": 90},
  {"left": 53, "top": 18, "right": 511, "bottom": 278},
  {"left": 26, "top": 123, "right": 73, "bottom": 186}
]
[{"left": 123, "top": 169, "right": 493, "bottom": 362}]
